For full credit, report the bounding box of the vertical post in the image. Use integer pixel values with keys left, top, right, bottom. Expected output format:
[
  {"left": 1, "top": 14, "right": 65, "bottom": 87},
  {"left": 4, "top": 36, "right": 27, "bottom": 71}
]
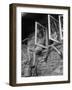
[
  {"left": 35, "top": 21, "right": 37, "bottom": 45},
  {"left": 59, "top": 15, "right": 62, "bottom": 40},
  {"left": 48, "top": 15, "right": 51, "bottom": 40}
]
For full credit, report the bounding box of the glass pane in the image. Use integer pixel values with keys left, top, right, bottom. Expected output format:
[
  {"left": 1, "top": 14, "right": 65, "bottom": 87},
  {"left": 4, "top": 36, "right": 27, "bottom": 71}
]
[
  {"left": 60, "top": 15, "right": 63, "bottom": 31},
  {"left": 60, "top": 15, "right": 63, "bottom": 40},
  {"left": 36, "top": 22, "right": 47, "bottom": 47},
  {"left": 49, "top": 15, "right": 60, "bottom": 42}
]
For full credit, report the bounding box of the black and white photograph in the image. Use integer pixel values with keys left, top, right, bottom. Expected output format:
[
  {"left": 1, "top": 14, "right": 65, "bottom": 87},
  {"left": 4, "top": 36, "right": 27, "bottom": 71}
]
[
  {"left": 9, "top": 3, "right": 70, "bottom": 86},
  {"left": 21, "top": 13, "right": 63, "bottom": 77}
]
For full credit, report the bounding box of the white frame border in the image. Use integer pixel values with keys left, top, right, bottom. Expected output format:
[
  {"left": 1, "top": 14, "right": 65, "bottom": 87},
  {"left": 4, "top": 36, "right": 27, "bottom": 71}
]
[{"left": 16, "top": 6, "right": 68, "bottom": 84}]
